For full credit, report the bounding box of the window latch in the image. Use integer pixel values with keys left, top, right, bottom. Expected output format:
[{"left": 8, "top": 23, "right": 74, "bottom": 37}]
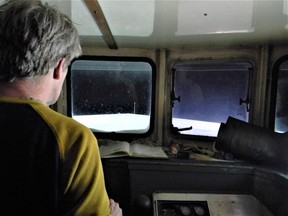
[
  {"left": 171, "top": 124, "right": 193, "bottom": 134},
  {"left": 239, "top": 67, "right": 252, "bottom": 112},
  {"left": 239, "top": 96, "right": 250, "bottom": 112},
  {"left": 171, "top": 68, "right": 181, "bottom": 107},
  {"left": 171, "top": 92, "right": 180, "bottom": 103}
]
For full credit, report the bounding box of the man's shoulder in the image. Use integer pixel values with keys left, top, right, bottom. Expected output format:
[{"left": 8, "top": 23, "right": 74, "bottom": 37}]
[
  {"left": 32, "top": 103, "right": 98, "bottom": 153},
  {"left": 32, "top": 102, "right": 92, "bottom": 135}
]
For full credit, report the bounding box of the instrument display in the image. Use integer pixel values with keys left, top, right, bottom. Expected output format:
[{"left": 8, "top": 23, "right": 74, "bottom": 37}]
[{"left": 153, "top": 192, "right": 274, "bottom": 216}]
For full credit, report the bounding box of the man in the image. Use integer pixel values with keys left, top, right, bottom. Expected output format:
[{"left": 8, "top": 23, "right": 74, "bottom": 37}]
[{"left": 0, "top": 0, "right": 122, "bottom": 215}]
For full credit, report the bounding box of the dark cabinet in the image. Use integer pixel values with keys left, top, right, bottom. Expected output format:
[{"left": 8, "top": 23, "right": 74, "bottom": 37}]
[{"left": 102, "top": 158, "right": 288, "bottom": 216}]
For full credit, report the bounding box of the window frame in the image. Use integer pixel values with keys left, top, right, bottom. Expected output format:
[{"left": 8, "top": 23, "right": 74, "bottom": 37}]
[
  {"left": 67, "top": 55, "right": 156, "bottom": 141},
  {"left": 169, "top": 60, "right": 253, "bottom": 140},
  {"left": 270, "top": 55, "right": 288, "bottom": 133}
]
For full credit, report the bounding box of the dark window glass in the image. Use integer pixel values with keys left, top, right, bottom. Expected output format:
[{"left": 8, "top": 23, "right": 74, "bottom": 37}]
[
  {"left": 69, "top": 57, "right": 155, "bottom": 135},
  {"left": 171, "top": 61, "right": 251, "bottom": 137},
  {"left": 275, "top": 60, "right": 288, "bottom": 133}
]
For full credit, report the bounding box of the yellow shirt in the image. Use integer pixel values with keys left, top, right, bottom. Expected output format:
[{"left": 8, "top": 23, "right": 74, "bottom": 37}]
[{"left": 0, "top": 98, "right": 110, "bottom": 215}]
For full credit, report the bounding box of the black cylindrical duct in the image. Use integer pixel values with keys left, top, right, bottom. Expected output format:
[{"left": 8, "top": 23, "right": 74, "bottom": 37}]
[{"left": 215, "top": 117, "right": 288, "bottom": 167}]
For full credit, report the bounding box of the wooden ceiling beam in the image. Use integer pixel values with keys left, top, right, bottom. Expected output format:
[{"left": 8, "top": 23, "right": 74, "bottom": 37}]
[{"left": 83, "top": 0, "right": 118, "bottom": 49}]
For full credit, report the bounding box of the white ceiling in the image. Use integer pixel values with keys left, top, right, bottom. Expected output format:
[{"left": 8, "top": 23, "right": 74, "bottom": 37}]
[
  {"left": 72, "top": 0, "right": 288, "bottom": 48},
  {"left": 2, "top": 0, "right": 288, "bottom": 49}
]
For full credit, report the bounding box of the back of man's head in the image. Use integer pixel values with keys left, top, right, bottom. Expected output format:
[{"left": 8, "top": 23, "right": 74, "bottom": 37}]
[{"left": 0, "top": 0, "right": 82, "bottom": 82}]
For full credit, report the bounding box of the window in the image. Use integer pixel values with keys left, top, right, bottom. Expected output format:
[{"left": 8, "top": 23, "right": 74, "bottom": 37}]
[
  {"left": 171, "top": 61, "right": 251, "bottom": 137},
  {"left": 68, "top": 56, "right": 155, "bottom": 138},
  {"left": 274, "top": 59, "right": 288, "bottom": 133}
]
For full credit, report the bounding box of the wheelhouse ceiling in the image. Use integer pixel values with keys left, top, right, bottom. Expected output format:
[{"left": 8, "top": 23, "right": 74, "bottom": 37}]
[{"left": 2, "top": 0, "right": 288, "bottom": 49}]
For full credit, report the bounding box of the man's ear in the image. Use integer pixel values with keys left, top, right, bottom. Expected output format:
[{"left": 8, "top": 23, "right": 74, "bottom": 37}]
[{"left": 53, "top": 58, "right": 66, "bottom": 80}]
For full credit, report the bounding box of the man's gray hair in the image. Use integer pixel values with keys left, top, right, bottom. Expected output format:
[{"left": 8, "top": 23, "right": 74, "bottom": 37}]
[{"left": 0, "top": 0, "right": 82, "bottom": 82}]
